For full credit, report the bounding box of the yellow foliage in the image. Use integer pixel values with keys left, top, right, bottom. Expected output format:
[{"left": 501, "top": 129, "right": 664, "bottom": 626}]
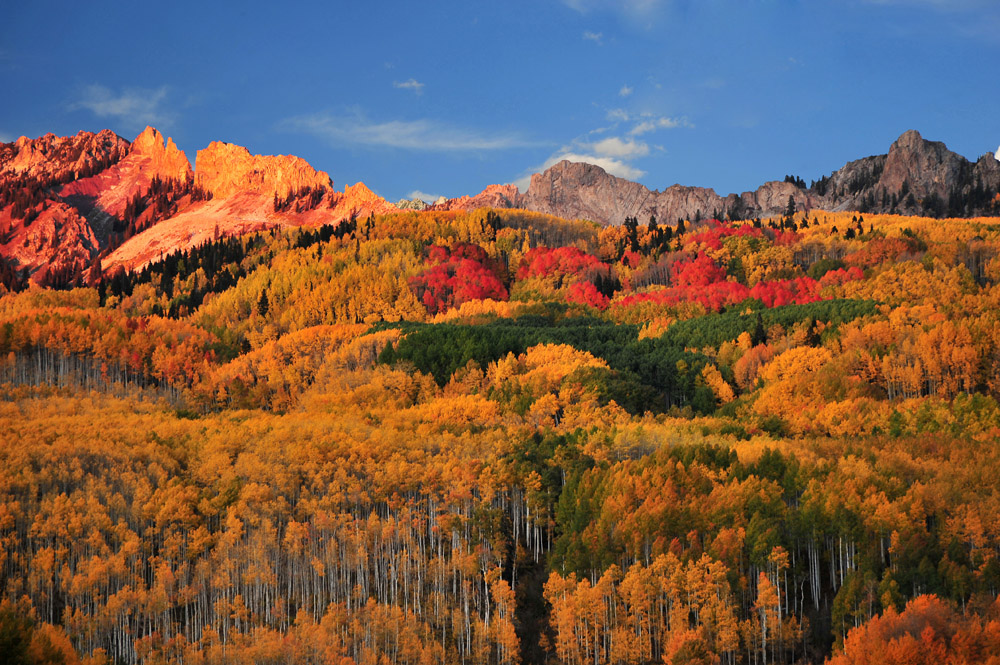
[{"left": 701, "top": 364, "right": 735, "bottom": 404}]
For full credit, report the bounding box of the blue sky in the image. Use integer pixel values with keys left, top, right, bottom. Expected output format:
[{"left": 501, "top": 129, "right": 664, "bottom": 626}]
[{"left": 3, "top": 0, "right": 999, "bottom": 203}]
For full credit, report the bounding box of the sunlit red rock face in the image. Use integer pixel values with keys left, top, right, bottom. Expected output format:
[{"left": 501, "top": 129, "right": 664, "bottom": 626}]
[
  {"left": 195, "top": 141, "right": 331, "bottom": 199},
  {"left": 104, "top": 181, "right": 398, "bottom": 272},
  {"left": 0, "top": 130, "right": 130, "bottom": 183},
  {"left": 0, "top": 130, "right": 132, "bottom": 285},
  {"left": 329, "top": 182, "right": 398, "bottom": 220},
  {"left": 60, "top": 126, "right": 192, "bottom": 217},
  {"left": 98, "top": 141, "right": 399, "bottom": 272},
  {"left": 430, "top": 184, "right": 523, "bottom": 211},
  {"left": 0, "top": 201, "right": 97, "bottom": 284},
  {"left": 0, "top": 127, "right": 399, "bottom": 279}
]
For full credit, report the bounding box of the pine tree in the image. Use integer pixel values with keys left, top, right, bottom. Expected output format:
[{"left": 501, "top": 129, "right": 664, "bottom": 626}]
[{"left": 257, "top": 289, "right": 270, "bottom": 317}]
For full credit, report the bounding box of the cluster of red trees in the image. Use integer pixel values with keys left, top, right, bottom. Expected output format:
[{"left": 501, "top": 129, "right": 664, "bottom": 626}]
[{"left": 409, "top": 243, "right": 508, "bottom": 315}]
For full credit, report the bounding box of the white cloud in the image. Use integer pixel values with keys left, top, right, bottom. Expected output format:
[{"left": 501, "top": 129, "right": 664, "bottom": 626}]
[
  {"left": 408, "top": 190, "right": 442, "bottom": 203},
  {"left": 995, "top": 145, "right": 1000, "bottom": 161},
  {"left": 619, "top": 85, "right": 633, "bottom": 97},
  {"left": 583, "top": 31, "right": 603, "bottom": 44},
  {"left": 589, "top": 136, "right": 649, "bottom": 159},
  {"left": 282, "top": 111, "right": 538, "bottom": 151},
  {"left": 70, "top": 84, "right": 173, "bottom": 129},
  {"left": 393, "top": 78, "right": 425, "bottom": 94}
]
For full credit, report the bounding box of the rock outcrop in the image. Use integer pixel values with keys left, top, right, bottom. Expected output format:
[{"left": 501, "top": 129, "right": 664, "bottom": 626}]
[
  {"left": 0, "top": 201, "right": 97, "bottom": 284},
  {"left": 103, "top": 182, "right": 398, "bottom": 272},
  {"left": 431, "top": 184, "right": 523, "bottom": 212},
  {"left": 195, "top": 142, "right": 331, "bottom": 199},
  {"left": 128, "top": 126, "right": 193, "bottom": 182},
  {"left": 59, "top": 127, "right": 193, "bottom": 226},
  {"left": 432, "top": 163, "right": 818, "bottom": 226},
  {"left": 812, "top": 130, "right": 1000, "bottom": 216},
  {"left": 396, "top": 198, "right": 428, "bottom": 211},
  {"left": 329, "top": 183, "right": 397, "bottom": 220},
  {"left": 878, "top": 130, "right": 963, "bottom": 197},
  {"left": 1, "top": 130, "right": 130, "bottom": 183}
]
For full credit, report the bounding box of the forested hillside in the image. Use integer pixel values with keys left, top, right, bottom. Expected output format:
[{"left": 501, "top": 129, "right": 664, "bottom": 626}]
[{"left": 2, "top": 206, "right": 1000, "bottom": 665}]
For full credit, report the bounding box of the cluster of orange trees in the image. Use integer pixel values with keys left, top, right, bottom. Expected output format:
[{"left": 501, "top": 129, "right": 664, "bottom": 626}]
[{"left": 1, "top": 207, "right": 1000, "bottom": 664}]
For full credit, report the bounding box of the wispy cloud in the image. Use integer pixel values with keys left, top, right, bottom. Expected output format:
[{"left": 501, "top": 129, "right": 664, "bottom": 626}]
[
  {"left": 563, "top": 0, "right": 663, "bottom": 17},
  {"left": 0, "top": 132, "right": 13, "bottom": 144},
  {"left": 583, "top": 31, "right": 604, "bottom": 44},
  {"left": 629, "top": 116, "right": 691, "bottom": 135},
  {"left": 70, "top": 84, "right": 173, "bottom": 129},
  {"left": 608, "top": 109, "right": 631, "bottom": 122},
  {"left": 605, "top": 109, "right": 692, "bottom": 135},
  {"left": 282, "top": 111, "right": 539, "bottom": 152},
  {"left": 619, "top": 85, "right": 633, "bottom": 97},
  {"left": 393, "top": 78, "right": 425, "bottom": 94},
  {"left": 408, "top": 190, "right": 442, "bottom": 202}
]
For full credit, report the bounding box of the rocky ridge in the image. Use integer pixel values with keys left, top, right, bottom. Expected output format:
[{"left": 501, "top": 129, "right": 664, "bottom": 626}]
[
  {"left": 59, "top": 126, "right": 194, "bottom": 226},
  {"left": 1, "top": 130, "right": 130, "bottom": 184},
  {"left": 435, "top": 130, "right": 1000, "bottom": 225},
  {"left": 395, "top": 198, "right": 428, "bottom": 211},
  {"left": 195, "top": 142, "right": 331, "bottom": 199},
  {"left": 429, "top": 184, "right": 522, "bottom": 212},
  {"left": 1, "top": 128, "right": 398, "bottom": 281}
]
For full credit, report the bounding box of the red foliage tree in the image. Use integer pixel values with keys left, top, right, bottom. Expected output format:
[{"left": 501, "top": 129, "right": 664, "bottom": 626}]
[
  {"left": 819, "top": 266, "right": 865, "bottom": 288},
  {"left": 516, "top": 247, "right": 606, "bottom": 281},
  {"left": 671, "top": 254, "right": 728, "bottom": 287},
  {"left": 748, "top": 276, "right": 821, "bottom": 307},
  {"left": 410, "top": 243, "right": 508, "bottom": 314},
  {"left": 565, "top": 281, "right": 610, "bottom": 310}
]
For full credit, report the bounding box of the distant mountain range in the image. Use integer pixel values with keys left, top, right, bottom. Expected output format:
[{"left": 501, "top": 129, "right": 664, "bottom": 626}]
[
  {"left": 2, "top": 127, "right": 998, "bottom": 287},
  {"left": 431, "top": 130, "right": 1000, "bottom": 225}
]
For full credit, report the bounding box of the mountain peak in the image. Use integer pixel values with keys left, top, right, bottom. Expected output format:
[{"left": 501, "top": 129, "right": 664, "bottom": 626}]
[
  {"left": 128, "top": 126, "right": 192, "bottom": 181},
  {"left": 131, "top": 126, "right": 165, "bottom": 153},
  {"left": 893, "top": 129, "right": 925, "bottom": 148},
  {"left": 879, "top": 129, "right": 964, "bottom": 201}
]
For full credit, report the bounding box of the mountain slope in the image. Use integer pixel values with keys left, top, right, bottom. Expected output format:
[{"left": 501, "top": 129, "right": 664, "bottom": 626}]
[{"left": 0, "top": 128, "right": 397, "bottom": 283}]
